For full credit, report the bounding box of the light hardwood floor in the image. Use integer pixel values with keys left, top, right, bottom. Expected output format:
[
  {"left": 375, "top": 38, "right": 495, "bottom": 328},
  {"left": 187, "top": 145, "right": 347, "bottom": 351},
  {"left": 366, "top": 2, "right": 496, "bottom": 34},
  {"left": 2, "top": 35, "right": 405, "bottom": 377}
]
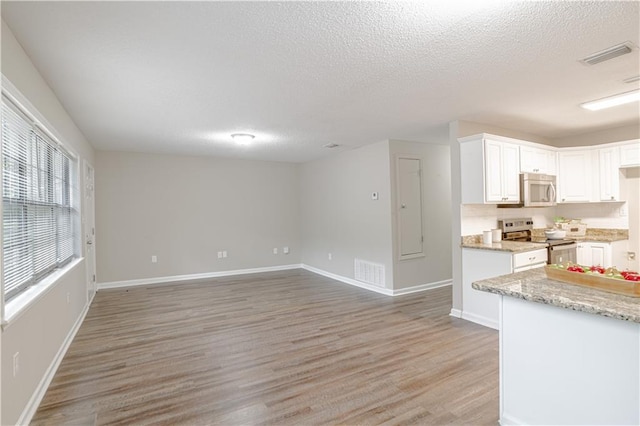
[{"left": 32, "top": 269, "right": 499, "bottom": 425}]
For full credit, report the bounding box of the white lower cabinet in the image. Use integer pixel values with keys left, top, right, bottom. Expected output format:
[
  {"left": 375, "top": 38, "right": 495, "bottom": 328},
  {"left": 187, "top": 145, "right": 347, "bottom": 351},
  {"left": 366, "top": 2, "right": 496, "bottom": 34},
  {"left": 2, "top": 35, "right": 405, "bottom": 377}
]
[
  {"left": 462, "top": 247, "right": 547, "bottom": 329},
  {"left": 577, "top": 240, "right": 630, "bottom": 269}
]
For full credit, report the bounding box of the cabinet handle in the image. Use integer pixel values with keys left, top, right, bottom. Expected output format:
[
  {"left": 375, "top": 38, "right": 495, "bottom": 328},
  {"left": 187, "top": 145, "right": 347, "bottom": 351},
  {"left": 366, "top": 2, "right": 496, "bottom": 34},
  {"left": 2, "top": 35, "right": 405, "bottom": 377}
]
[{"left": 610, "top": 196, "right": 615, "bottom": 201}]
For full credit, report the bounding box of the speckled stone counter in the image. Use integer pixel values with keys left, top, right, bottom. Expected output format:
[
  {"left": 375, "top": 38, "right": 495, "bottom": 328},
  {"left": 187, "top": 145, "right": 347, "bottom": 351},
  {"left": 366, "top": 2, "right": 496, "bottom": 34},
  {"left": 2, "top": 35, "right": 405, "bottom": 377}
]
[
  {"left": 531, "top": 227, "right": 628, "bottom": 242},
  {"left": 461, "top": 237, "right": 547, "bottom": 253},
  {"left": 472, "top": 267, "right": 640, "bottom": 323}
]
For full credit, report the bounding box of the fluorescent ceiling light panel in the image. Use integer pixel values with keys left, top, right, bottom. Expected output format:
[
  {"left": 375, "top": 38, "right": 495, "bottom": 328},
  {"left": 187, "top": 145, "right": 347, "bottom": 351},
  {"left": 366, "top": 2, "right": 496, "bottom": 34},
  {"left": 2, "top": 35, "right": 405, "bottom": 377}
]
[
  {"left": 231, "top": 133, "right": 255, "bottom": 145},
  {"left": 580, "top": 89, "right": 640, "bottom": 111}
]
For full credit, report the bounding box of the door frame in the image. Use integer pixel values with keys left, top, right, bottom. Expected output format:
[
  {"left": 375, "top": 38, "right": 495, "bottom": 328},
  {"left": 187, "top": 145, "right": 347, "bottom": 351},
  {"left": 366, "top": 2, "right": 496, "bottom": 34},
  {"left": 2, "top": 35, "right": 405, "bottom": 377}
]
[{"left": 83, "top": 160, "right": 97, "bottom": 302}]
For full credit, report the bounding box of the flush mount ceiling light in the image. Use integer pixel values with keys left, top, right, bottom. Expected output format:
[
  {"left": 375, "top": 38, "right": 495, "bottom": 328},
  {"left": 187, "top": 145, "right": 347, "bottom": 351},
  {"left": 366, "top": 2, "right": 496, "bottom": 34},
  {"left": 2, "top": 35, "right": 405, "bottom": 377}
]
[
  {"left": 231, "top": 133, "right": 255, "bottom": 145},
  {"left": 580, "top": 89, "right": 640, "bottom": 111},
  {"left": 580, "top": 42, "right": 635, "bottom": 66}
]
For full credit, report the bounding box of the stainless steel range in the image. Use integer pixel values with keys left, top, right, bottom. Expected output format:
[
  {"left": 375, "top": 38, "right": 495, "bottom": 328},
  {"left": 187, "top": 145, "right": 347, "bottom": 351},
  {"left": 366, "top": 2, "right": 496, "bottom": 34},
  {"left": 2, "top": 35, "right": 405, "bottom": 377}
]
[{"left": 498, "top": 218, "right": 577, "bottom": 265}]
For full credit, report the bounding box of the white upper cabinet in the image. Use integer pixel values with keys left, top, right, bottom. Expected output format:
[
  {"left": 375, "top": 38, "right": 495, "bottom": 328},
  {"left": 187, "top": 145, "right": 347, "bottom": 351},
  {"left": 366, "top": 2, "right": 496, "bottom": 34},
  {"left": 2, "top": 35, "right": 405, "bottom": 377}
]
[
  {"left": 484, "top": 139, "right": 520, "bottom": 203},
  {"left": 520, "top": 145, "right": 557, "bottom": 175},
  {"left": 619, "top": 140, "right": 640, "bottom": 168},
  {"left": 558, "top": 150, "right": 592, "bottom": 203},
  {"left": 598, "top": 147, "right": 620, "bottom": 201},
  {"left": 460, "top": 135, "right": 520, "bottom": 204}
]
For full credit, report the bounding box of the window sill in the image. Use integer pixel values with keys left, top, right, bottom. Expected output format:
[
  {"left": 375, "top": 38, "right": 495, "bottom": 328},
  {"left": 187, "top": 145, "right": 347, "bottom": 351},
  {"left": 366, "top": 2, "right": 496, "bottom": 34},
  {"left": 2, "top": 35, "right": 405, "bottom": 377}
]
[{"left": 2, "top": 257, "right": 84, "bottom": 329}]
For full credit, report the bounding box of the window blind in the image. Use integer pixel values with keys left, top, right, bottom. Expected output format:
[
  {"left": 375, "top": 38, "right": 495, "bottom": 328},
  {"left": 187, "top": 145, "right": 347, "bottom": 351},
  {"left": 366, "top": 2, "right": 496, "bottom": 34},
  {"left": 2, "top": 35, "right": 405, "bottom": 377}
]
[{"left": 2, "top": 96, "right": 78, "bottom": 301}]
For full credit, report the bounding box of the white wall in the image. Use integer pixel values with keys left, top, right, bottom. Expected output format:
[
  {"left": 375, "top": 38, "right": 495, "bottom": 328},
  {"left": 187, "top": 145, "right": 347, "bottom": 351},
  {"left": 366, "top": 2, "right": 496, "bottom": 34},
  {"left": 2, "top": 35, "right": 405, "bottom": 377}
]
[
  {"left": 1, "top": 20, "right": 96, "bottom": 425},
  {"left": 298, "top": 141, "right": 394, "bottom": 288},
  {"left": 389, "top": 140, "right": 452, "bottom": 289},
  {"left": 95, "top": 151, "right": 300, "bottom": 283}
]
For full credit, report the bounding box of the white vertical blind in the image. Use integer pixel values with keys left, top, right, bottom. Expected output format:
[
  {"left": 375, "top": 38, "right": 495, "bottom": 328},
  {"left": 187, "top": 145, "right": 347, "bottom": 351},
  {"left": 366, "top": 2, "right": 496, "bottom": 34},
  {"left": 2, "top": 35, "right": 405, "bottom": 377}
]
[{"left": 2, "top": 95, "right": 78, "bottom": 301}]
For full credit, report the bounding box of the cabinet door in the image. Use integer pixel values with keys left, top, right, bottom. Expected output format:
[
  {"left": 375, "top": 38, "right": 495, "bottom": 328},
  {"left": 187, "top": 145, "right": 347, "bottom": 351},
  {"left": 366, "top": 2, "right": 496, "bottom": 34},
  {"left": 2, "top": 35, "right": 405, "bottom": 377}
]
[
  {"left": 520, "top": 146, "right": 557, "bottom": 174},
  {"left": 577, "top": 242, "right": 611, "bottom": 267},
  {"left": 599, "top": 147, "right": 620, "bottom": 201},
  {"left": 484, "top": 140, "right": 504, "bottom": 202},
  {"left": 558, "top": 151, "right": 591, "bottom": 202},
  {"left": 484, "top": 139, "right": 519, "bottom": 203},
  {"left": 502, "top": 142, "right": 520, "bottom": 202},
  {"left": 619, "top": 140, "right": 640, "bottom": 167}
]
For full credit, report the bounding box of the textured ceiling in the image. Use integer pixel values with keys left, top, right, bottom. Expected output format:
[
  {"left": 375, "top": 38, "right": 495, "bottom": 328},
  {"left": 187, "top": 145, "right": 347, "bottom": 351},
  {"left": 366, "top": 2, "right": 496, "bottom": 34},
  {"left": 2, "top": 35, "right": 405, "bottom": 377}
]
[{"left": 2, "top": 1, "right": 639, "bottom": 162}]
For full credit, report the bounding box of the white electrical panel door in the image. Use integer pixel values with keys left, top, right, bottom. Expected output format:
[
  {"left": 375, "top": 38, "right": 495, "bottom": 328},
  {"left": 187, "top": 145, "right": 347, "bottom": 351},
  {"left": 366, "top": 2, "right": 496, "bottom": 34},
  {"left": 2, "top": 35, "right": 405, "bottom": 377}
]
[{"left": 397, "top": 157, "right": 423, "bottom": 258}]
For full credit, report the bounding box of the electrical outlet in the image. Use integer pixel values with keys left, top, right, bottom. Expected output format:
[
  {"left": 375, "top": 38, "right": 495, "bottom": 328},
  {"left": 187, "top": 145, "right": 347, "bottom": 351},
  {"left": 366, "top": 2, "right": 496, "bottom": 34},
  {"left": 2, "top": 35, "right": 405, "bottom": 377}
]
[
  {"left": 283, "top": 246, "right": 289, "bottom": 254},
  {"left": 273, "top": 247, "right": 278, "bottom": 254},
  {"left": 619, "top": 204, "right": 628, "bottom": 217},
  {"left": 222, "top": 251, "right": 228, "bottom": 258},
  {"left": 217, "top": 251, "right": 223, "bottom": 259},
  {"left": 151, "top": 255, "right": 157, "bottom": 263},
  {"left": 13, "top": 352, "right": 19, "bottom": 377},
  {"left": 328, "top": 253, "right": 332, "bottom": 260}
]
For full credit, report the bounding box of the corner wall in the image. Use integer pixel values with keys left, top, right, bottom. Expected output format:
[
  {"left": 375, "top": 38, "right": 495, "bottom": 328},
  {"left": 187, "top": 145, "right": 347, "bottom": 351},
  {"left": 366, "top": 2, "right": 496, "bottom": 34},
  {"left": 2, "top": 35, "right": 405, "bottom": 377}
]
[
  {"left": 389, "top": 139, "right": 452, "bottom": 290},
  {"left": 1, "top": 20, "right": 96, "bottom": 425},
  {"left": 298, "top": 141, "right": 394, "bottom": 288}
]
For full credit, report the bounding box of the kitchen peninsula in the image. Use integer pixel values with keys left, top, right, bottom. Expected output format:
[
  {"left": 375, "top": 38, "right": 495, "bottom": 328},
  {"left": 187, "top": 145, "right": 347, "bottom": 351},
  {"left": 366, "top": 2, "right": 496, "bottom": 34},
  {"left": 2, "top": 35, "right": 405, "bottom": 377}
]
[{"left": 474, "top": 268, "right": 639, "bottom": 425}]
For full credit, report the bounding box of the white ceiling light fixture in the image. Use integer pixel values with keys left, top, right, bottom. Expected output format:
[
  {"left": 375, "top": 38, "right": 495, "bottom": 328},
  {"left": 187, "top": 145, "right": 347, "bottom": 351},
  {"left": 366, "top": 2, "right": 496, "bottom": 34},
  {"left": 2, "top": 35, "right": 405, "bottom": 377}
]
[
  {"left": 580, "top": 41, "right": 635, "bottom": 66},
  {"left": 231, "top": 133, "right": 255, "bottom": 145},
  {"left": 580, "top": 89, "right": 640, "bottom": 111}
]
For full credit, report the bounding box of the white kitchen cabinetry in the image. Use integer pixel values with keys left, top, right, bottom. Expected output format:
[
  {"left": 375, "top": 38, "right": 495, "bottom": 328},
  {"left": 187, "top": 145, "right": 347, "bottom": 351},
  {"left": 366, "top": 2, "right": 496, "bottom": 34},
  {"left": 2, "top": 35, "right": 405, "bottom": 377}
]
[
  {"left": 520, "top": 145, "right": 557, "bottom": 175},
  {"left": 460, "top": 135, "right": 520, "bottom": 204},
  {"left": 558, "top": 150, "right": 592, "bottom": 203},
  {"left": 619, "top": 140, "right": 640, "bottom": 168},
  {"left": 462, "top": 247, "right": 547, "bottom": 329},
  {"left": 576, "top": 240, "right": 629, "bottom": 269},
  {"left": 598, "top": 147, "right": 620, "bottom": 201}
]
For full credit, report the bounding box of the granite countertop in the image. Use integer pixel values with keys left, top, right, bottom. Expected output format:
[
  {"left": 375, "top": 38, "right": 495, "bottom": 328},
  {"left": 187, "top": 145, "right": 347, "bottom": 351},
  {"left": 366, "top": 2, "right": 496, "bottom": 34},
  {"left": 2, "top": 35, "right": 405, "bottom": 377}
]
[
  {"left": 461, "top": 239, "right": 547, "bottom": 253},
  {"left": 472, "top": 268, "right": 640, "bottom": 323},
  {"left": 462, "top": 228, "right": 628, "bottom": 252}
]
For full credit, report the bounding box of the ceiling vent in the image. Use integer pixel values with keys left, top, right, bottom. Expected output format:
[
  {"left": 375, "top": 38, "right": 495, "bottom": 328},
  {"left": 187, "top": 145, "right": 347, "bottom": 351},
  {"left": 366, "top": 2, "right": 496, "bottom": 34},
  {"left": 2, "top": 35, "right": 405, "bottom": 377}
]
[{"left": 580, "top": 42, "right": 635, "bottom": 66}]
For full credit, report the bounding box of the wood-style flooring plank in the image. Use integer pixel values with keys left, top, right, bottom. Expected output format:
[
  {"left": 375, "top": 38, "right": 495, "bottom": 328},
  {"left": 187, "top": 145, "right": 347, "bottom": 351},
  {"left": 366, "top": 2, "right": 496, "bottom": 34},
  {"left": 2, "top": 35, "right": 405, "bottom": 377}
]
[{"left": 31, "top": 269, "right": 498, "bottom": 425}]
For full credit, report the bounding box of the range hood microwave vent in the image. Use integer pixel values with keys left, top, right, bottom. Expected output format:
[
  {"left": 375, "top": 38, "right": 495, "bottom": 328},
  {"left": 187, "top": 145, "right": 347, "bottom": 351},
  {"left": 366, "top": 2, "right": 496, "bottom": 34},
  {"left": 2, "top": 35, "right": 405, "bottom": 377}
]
[{"left": 580, "top": 42, "right": 634, "bottom": 66}]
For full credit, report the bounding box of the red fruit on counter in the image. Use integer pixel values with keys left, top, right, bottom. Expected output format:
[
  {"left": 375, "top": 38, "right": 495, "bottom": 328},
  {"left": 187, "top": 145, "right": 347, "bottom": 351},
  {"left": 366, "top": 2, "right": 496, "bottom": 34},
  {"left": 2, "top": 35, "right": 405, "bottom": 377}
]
[
  {"left": 567, "top": 265, "right": 584, "bottom": 273},
  {"left": 624, "top": 273, "right": 640, "bottom": 282},
  {"left": 621, "top": 271, "right": 638, "bottom": 278},
  {"left": 589, "top": 266, "right": 605, "bottom": 274}
]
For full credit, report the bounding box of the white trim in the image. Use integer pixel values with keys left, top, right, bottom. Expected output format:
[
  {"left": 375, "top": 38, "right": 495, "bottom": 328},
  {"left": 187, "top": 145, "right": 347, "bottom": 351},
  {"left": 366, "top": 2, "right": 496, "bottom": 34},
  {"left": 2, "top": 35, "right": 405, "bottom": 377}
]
[
  {"left": 461, "top": 311, "right": 499, "bottom": 330},
  {"left": 449, "top": 308, "right": 463, "bottom": 318},
  {"left": 2, "top": 258, "right": 84, "bottom": 328},
  {"left": 500, "top": 412, "right": 528, "bottom": 426},
  {"left": 97, "top": 264, "right": 303, "bottom": 290},
  {"left": 16, "top": 299, "right": 91, "bottom": 426},
  {"left": 302, "top": 264, "right": 394, "bottom": 296},
  {"left": 392, "top": 279, "right": 452, "bottom": 296},
  {"left": 1, "top": 74, "right": 78, "bottom": 159},
  {"left": 301, "top": 264, "right": 451, "bottom": 297}
]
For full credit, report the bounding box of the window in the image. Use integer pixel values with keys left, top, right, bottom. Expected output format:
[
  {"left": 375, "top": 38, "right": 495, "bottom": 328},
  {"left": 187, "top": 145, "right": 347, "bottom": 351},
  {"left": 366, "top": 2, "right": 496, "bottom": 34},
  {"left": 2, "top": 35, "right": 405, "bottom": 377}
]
[{"left": 2, "top": 95, "right": 79, "bottom": 302}]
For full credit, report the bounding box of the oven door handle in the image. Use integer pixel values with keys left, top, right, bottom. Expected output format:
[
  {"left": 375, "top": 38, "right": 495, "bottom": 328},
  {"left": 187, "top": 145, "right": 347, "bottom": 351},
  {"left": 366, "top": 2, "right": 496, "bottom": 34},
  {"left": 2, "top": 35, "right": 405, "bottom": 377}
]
[{"left": 550, "top": 243, "right": 577, "bottom": 250}]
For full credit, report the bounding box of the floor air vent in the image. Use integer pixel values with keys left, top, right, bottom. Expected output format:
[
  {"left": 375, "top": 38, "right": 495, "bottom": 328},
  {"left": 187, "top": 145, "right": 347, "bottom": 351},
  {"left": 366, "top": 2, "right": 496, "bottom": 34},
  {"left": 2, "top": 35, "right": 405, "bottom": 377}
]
[{"left": 354, "top": 259, "right": 385, "bottom": 287}]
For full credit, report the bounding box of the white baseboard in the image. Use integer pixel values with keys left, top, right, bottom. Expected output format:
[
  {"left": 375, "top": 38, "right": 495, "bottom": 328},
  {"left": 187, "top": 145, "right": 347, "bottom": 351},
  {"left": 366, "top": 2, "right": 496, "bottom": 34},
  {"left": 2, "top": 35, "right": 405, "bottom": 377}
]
[
  {"left": 301, "top": 264, "right": 394, "bottom": 296},
  {"left": 17, "top": 300, "right": 91, "bottom": 426},
  {"left": 392, "top": 279, "right": 452, "bottom": 296},
  {"left": 301, "top": 264, "right": 451, "bottom": 297},
  {"left": 97, "top": 264, "right": 302, "bottom": 290},
  {"left": 500, "top": 412, "right": 528, "bottom": 425},
  {"left": 461, "top": 311, "right": 499, "bottom": 330},
  {"left": 449, "top": 308, "right": 462, "bottom": 318}
]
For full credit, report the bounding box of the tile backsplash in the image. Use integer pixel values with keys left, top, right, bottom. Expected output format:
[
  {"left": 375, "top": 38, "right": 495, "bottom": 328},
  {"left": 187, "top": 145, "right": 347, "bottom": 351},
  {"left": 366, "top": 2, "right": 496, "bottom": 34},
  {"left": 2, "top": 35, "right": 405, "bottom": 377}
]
[{"left": 461, "top": 202, "right": 628, "bottom": 235}]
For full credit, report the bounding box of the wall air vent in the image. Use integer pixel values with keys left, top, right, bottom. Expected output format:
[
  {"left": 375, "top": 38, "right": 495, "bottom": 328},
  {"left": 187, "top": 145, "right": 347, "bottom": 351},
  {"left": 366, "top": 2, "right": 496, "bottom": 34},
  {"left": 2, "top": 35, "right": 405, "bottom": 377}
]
[
  {"left": 354, "top": 259, "right": 385, "bottom": 287},
  {"left": 580, "top": 42, "right": 634, "bottom": 66}
]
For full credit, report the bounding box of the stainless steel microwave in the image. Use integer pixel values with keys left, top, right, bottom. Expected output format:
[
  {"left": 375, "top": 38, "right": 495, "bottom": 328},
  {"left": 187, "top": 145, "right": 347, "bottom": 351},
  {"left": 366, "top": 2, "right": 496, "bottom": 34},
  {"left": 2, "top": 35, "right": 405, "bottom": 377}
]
[{"left": 520, "top": 173, "right": 557, "bottom": 207}]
